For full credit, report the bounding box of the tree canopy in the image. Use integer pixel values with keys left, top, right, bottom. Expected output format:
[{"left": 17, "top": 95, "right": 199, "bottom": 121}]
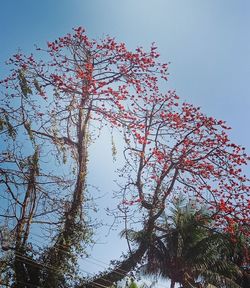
[{"left": 0, "top": 27, "right": 249, "bottom": 288}]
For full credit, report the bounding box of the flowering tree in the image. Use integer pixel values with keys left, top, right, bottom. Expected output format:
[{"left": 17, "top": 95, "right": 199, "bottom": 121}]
[{"left": 0, "top": 27, "right": 249, "bottom": 287}]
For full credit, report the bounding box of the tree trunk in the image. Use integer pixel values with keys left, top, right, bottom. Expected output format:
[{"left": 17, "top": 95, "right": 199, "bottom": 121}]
[{"left": 44, "top": 106, "right": 90, "bottom": 287}]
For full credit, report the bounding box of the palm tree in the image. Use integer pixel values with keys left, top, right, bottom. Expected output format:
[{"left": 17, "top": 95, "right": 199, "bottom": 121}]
[
  {"left": 128, "top": 199, "right": 242, "bottom": 288},
  {"left": 221, "top": 226, "right": 250, "bottom": 288}
]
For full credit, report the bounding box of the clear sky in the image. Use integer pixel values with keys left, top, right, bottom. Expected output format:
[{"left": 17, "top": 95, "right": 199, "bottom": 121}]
[{"left": 1, "top": 0, "right": 250, "bottom": 279}]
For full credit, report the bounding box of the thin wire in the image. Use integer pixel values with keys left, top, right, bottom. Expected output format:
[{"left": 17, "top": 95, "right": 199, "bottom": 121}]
[
  {"left": 0, "top": 226, "right": 142, "bottom": 287},
  {"left": 29, "top": 230, "right": 132, "bottom": 277},
  {"left": 1, "top": 234, "right": 103, "bottom": 287},
  {"left": 0, "top": 208, "right": 136, "bottom": 277},
  {"left": 11, "top": 252, "right": 109, "bottom": 288},
  {"left": 30, "top": 241, "right": 126, "bottom": 285},
  {"left": 12, "top": 247, "right": 121, "bottom": 288}
]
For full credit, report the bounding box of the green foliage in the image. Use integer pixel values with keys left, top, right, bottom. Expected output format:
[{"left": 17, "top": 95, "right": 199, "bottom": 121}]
[
  {"left": 111, "top": 135, "right": 117, "bottom": 161},
  {"left": 18, "top": 69, "right": 32, "bottom": 96},
  {"left": 2, "top": 114, "right": 17, "bottom": 139},
  {"left": 31, "top": 146, "right": 40, "bottom": 175},
  {"left": 128, "top": 279, "right": 138, "bottom": 288},
  {"left": 133, "top": 200, "right": 244, "bottom": 288}
]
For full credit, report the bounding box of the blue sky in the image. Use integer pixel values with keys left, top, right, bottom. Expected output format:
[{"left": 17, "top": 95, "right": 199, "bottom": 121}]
[
  {"left": 1, "top": 0, "right": 250, "bottom": 146},
  {"left": 1, "top": 0, "right": 250, "bottom": 278}
]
